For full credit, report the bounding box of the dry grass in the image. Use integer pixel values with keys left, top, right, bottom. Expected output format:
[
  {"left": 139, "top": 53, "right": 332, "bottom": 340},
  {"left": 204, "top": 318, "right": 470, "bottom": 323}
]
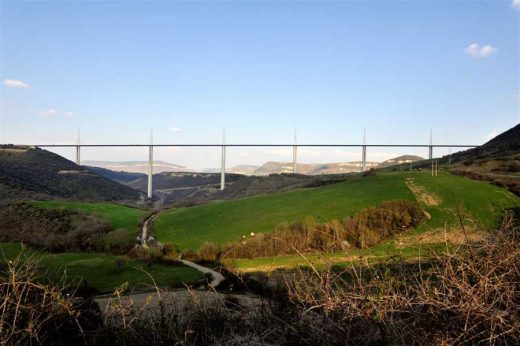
[
  {"left": 1, "top": 210, "right": 518, "bottom": 345},
  {"left": 405, "top": 178, "right": 441, "bottom": 206},
  {"left": 286, "top": 210, "right": 520, "bottom": 345}
]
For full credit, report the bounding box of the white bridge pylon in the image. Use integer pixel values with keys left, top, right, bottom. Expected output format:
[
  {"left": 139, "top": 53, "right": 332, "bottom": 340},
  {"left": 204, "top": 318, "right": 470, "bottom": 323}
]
[
  {"left": 67, "top": 127, "right": 457, "bottom": 200},
  {"left": 221, "top": 129, "right": 226, "bottom": 191},
  {"left": 75, "top": 128, "right": 81, "bottom": 165},
  {"left": 293, "top": 129, "right": 297, "bottom": 174},
  {"left": 147, "top": 129, "right": 154, "bottom": 199},
  {"left": 361, "top": 129, "right": 367, "bottom": 173}
]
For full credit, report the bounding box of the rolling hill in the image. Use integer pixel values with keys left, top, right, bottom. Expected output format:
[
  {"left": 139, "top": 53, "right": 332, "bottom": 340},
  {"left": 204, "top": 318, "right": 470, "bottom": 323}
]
[
  {"left": 0, "top": 145, "right": 143, "bottom": 201},
  {"left": 153, "top": 171, "right": 520, "bottom": 251},
  {"left": 378, "top": 155, "right": 424, "bottom": 168},
  {"left": 82, "top": 160, "right": 190, "bottom": 174},
  {"left": 449, "top": 123, "right": 520, "bottom": 162},
  {"left": 441, "top": 124, "right": 520, "bottom": 195}
]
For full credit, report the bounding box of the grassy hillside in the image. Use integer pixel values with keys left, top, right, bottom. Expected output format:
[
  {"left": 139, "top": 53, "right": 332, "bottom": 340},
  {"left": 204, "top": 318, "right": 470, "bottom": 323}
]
[
  {"left": 0, "top": 243, "right": 203, "bottom": 293},
  {"left": 0, "top": 146, "right": 142, "bottom": 201},
  {"left": 154, "top": 171, "right": 520, "bottom": 251},
  {"left": 29, "top": 200, "right": 148, "bottom": 232}
]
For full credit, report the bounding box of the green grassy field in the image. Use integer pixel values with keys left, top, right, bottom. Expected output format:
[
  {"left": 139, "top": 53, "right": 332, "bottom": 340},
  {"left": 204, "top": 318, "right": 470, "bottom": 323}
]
[
  {"left": 30, "top": 201, "right": 148, "bottom": 232},
  {"left": 154, "top": 171, "right": 520, "bottom": 251},
  {"left": 0, "top": 243, "right": 203, "bottom": 293},
  {"left": 154, "top": 173, "right": 415, "bottom": 250},
  {"left": 230, "top": 242, "right": 450, "bottom": 272}
]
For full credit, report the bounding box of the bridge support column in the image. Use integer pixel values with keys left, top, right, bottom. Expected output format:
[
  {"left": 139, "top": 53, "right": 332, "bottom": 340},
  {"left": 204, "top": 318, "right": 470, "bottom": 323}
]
[
  {"left": 147, "top": 130, "right": 153, "bottom": 199},
  {"left": 361, "top": 129, "right": 367, "bottom": 172},
  {"left": 75, "top": 146, "right": 81, "bottom": 165},
  {"left": 428, "top": 129, "right": 433, "bottom": 160},
  {"left": 75, "top": 128, "right": 81, "bottom": 165},
  {"left": 221, "top": 129, "right": 226, "bottom": 190},
  {"left": 292, "top": 129, "right": 297, "bottom": 174}
]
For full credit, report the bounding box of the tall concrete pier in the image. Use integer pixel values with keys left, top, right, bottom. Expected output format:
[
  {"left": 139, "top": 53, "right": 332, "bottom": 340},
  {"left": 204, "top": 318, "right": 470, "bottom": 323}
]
[
  {"left": 361, "top": 129, "right": 367, "bottom": 172},
  {"left": 75, "top": 128, "right": 81, "bottom": 165},
  {"left": 292, "top": 129, "right": 297, "bottom": 174},
  {"left": 428, "top": 129, "right": 433, "bottom": 160},
  {"left": 147, "top": 129, "right": 153, "bottom": 199},
  {"left": 220, "top": 129, "right": 226, "bottom": 191}
]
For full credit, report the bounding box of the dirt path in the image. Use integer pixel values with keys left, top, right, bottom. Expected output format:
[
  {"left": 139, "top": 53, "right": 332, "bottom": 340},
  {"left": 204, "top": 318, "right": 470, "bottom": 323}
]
[
  {"left": 405, "top": 178, "right": 441, "bottom": 207},
  {"left": 140, "top": 213, "right": 225, "bottom": 288},
  {"left": 95, "top": 289, "right": 262, "bottom": 317},
  {"left": 140, "top": 213, "right": 156, "bottom": 247},
  {"left": 177, "top": 259, "right": 225, "bottom": 288}
]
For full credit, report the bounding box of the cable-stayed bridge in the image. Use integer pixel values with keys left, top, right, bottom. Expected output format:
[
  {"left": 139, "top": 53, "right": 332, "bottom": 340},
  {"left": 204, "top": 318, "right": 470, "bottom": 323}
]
[{"left": 21, "top": 130, "right": 478, "bottom": 198}]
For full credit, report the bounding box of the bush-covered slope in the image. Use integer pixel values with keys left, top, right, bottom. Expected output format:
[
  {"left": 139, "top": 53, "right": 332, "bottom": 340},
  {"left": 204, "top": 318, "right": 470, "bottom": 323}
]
[
  {"left": 0, "top": 146, "right": 142, "bottom": 201},
  {"left": 153, "top": 171, "right": 520, "bottom": 251}
]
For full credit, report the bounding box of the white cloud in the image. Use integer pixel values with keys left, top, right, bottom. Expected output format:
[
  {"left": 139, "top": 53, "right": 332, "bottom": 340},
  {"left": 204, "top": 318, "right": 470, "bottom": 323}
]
[
  {"left": 64, "top": 111, "right": 74, "bottom": 116},
  {"left": 512, "top": 0, "right": 520, "bottom": 9},
  {"left": 464, "top": 43, "right": 498, "bottom": 58},
  {"left": 3, "top": 79, "right": 30, "bottom": 88},
  {"left": 168, "top": 127, "right": 182, "bottom": 132},
  {"left": 41, "top": 109, "right": 57, "bottom": 117}
]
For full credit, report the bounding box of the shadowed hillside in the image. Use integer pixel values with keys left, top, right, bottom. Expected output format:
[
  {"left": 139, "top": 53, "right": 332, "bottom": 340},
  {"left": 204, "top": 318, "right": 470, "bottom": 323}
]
[
  {"left": 449, "top": 123, "right": 520, "bottom": 162},
  {"left": 0, "top": 146, "right": 143, "bottom": 201}
]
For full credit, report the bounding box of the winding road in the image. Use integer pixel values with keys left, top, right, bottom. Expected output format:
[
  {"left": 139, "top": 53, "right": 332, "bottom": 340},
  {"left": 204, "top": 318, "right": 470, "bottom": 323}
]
[{"left": 140, "top": 213, "right": 225, "bottom": 288}]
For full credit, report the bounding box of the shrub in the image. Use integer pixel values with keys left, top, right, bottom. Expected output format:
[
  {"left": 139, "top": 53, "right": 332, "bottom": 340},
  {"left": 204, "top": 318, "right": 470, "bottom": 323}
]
[
  {"left": 129, "top": 246, "right": 163, "bottom": 262},
  {"left": 104, "top": 228, "right": 134, "bottom": 254},
  {"left": 222, "top": 200, "right": 425, "bottom": 259},
  {"left": 198, "top": 241, "right": 219, "bottom": 262},
  {"left": 0, "top": 203, "right": 111, "bottom": 252},
  {"left": 362, "top": 167, "right": 376, "bottom": 177},
  {"left": 0, "top": 252, "right": 102, "bottom": 344},
  {"left": 508, "top": 160, "right": 520, "bottom": 173},
  {"left": 161, "top": 242, "right": 179, "bottom": 258}
]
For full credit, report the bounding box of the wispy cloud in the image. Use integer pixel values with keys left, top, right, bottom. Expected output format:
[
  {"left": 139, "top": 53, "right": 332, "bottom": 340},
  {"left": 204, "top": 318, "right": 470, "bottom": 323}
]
[
  {"left": 40, "top": 109, "right": 75, "bottom": 117},
  {"left": 3, "top": 79, "right": 30, "bottom": 88},
  {"left": 512, "top": 0, "right": 520, "bottom": 9},
  {"left": 464, "top": 43, "right": 498, "bottom": 58},
  {"left": 41, "top": 109, "right": 57, "bottom": 117},
  {"left": 168, "top": 127, "right": 182, "bottom": 132}
]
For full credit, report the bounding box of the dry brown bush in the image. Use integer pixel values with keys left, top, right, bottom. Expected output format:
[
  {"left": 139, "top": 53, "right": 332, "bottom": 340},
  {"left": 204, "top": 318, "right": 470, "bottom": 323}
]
[
  {"left": 286, "top": 210, "right": 520, "bottom": 345},
  {"left": 222, "top": 200, "right": 425, "bottom": 259},
  {"left": 0, "top": 250, "right": 101, "bottom": 345}
]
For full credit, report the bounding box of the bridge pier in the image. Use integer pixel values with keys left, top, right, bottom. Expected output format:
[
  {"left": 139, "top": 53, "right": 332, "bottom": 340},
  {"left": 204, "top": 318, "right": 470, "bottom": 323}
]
[
  {"left": 147, "top": 130, "right": 153, "bottom": 199},
  {"left": 361, "top": 129, "right": 367, "bottom": 172},
  {"left": 292, "top": 129, "right": 297, "bottom": 174},
  {"left": 75, "top": 128, "right": 81, "bottom": 165},
  {"left": 221, "top": 129, "right": 226, "bottom": 190},
  {"left": 428, "top": 129, "right": 433, "bottom": 160}
]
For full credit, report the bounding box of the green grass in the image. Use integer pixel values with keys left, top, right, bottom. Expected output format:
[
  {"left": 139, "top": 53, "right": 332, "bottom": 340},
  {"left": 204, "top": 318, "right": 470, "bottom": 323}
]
[
  {"left": 154, "top": 171, "right": 520, "bottom": 251},
  {"left": 230, "top": 228, "right": 464, "bottom": 272},
  {"left": 30, "top": 201, "right": 148, "bottom": 232},
  {"left": 0, "top": 243, "right": 203, "bottom": 293},
  {"left": 411, "top": 172, "right": 517, "bottom": 229},
  {"left": 230, "top": 241, "right": 450, "bottom": 272},
  {"left": 154, "top": 173, "right": 415, "bottom": 250}
]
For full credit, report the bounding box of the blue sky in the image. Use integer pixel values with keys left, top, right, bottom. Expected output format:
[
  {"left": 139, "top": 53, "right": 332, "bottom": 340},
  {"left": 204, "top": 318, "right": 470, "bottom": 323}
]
[{"left": 1, "top": 0, "right": 519, "bottom": 169}]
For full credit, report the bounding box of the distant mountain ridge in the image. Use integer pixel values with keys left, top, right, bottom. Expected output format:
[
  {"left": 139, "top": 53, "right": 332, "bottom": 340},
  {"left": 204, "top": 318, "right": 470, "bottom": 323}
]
[
  {"left": 82, "top": 160, "right": 191, "bottom": 174},
  {"left": 250, "top": 161, "right": 380, "bottom": 175},
  {"left": 378, "top": 155, "right": 424, "bottom": 168},
  {"left": 86, "top": 155, "right": 426, "bottom": 177}
]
